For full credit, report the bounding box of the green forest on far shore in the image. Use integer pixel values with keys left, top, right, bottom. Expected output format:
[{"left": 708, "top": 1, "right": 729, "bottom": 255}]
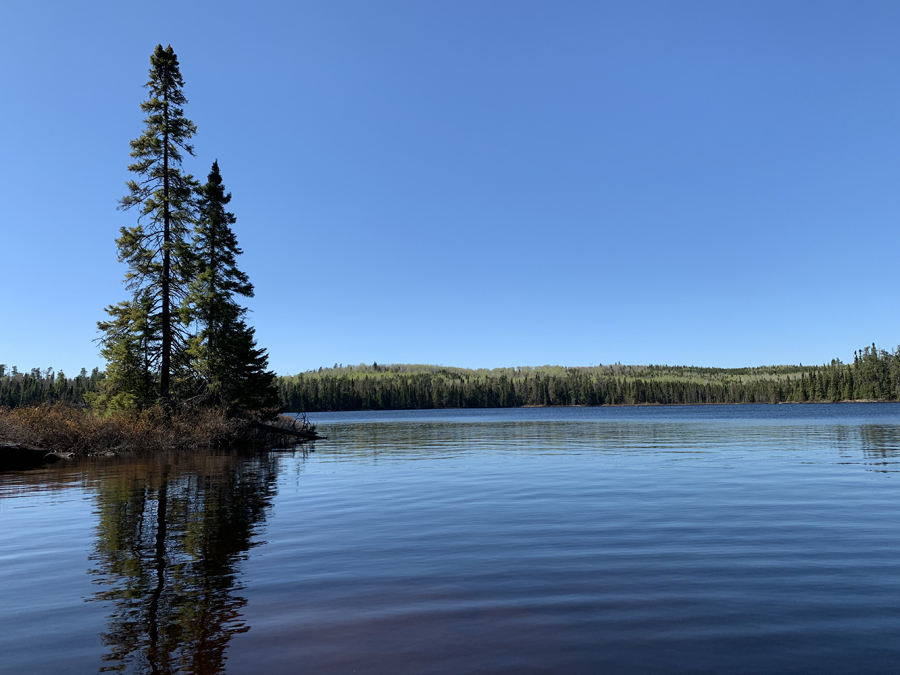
[{"left": 4, "top": 344, "right": 900, "bottom": 412}]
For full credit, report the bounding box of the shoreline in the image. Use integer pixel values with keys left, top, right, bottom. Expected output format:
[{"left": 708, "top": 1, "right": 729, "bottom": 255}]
[
  {"left": 299, "top": 399, "right": 897, "bottom": 413},
  {"left": 0, "top": 404, "right": 322, "bottom": 471},
  {"left": 519, "top": 399, "right": 892, "bottom": 408}
]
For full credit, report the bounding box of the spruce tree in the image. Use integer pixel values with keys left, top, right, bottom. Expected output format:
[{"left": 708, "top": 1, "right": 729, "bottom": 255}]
[
  {"left": 96, "top": 295, "right": 155, "bottom": 408},
  {"left": 185, "top": 161, "right": 277, "bottom": 412},
  {"left": 101, "top": 45, "right": 198, "bottom": 404}
]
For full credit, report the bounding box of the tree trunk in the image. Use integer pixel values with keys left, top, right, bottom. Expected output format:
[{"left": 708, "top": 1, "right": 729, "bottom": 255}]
[{"left": 161, "top": 85, "right": 171, "bottom": 402}]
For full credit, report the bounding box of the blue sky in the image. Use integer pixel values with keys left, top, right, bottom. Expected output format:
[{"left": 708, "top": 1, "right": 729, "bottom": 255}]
[{"left": 2, "top": 1, "right": 899, "bottom": 374}]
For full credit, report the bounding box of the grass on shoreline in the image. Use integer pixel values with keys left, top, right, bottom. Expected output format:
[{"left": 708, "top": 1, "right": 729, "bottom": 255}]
[{"left": 0, "top": 403, "right": 314, "bottom": 455}]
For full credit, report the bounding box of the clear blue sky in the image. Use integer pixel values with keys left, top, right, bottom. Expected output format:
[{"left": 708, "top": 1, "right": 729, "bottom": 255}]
[{"left": 2, "top": 1, "right": 899, "bottom": 375}]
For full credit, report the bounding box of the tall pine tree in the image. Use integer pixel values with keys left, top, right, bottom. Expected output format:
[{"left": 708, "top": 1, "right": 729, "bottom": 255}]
[
  {"left": 185, "top": 161, "right": 277, "bottom": 412},
  {"left": 100, "top": 45, "right": 197, "bottom": 405}
]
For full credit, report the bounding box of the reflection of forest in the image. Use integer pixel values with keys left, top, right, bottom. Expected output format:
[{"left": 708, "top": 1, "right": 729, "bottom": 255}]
[
  {"left": 320, "top": 420, "right": 900, "bottom": 458},
  {"left": 87, "top": 454, "right": 279, "bottom": 674},
  {"left": 860, "top": 424, "right": 900, "bottom": 455}
]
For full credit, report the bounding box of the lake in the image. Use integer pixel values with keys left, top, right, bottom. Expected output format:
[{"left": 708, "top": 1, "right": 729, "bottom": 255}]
[{"left": 2, "top": 404, "right": 900, "bottom": 673}]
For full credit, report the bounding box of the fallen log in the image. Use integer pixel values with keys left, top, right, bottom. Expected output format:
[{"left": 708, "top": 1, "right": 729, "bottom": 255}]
[{"left": 0, "top": 441, "right": 74, "bottom": 471}]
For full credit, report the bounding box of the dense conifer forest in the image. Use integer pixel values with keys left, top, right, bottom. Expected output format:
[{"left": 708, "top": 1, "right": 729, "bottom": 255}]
[
  {"left": 0, "top": 366, "right": 105, "bottom": 408},
  {"left": 276, "top": 345, "right": 900, "bottom": 411},
  {"left": 6, "top": 345, "right": 900, "bottom": 412}
]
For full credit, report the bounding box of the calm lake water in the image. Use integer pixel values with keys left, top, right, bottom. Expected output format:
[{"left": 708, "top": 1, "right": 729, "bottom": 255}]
[{"left": 3, "top": 404, "right": 900, "bottom": 673}]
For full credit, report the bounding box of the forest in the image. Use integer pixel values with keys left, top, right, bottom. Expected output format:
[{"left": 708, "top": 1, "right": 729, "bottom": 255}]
[
  {"left": 276, "top": 345, "right": 900, "bottom": 411},
  {"left": 5, "top": 344, "right": 900, "bottom": 412},
  {"left": 0, "top": 366, "right": 104, "bottom": 408}
]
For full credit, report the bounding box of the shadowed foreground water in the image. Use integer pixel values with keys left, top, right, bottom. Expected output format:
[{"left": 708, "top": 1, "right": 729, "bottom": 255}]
[{"left": 2, "top": 404, "right": 900, "bottom": 673}]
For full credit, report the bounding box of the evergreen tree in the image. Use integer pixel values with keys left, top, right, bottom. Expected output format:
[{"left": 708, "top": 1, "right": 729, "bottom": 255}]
[
  {"left": 96, "top": 296, "right": 155, "bottom": 408},
  {"left": 101, "top": 45, "right": 198, "bottom": 405},
  {"left": 185, "top": 161, "right": 277, "bottom": 411}
]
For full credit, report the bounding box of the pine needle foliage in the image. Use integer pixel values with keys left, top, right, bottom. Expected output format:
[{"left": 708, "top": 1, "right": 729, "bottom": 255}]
[
  {"left": 100, "top": 44, "right": 198, "bottom": 405},
  {"left": 185, "top": 161, "right": 278, "bottom": 412}
]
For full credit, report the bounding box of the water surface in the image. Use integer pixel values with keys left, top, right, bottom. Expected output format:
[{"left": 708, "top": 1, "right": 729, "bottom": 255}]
[{"left": 2, "top": 404, "right": 900, "bottom": 673}]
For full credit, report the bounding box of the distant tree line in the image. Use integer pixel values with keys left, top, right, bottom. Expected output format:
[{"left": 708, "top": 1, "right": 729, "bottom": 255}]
[
  {"left": 5, "top": 344, "right": 900, "bottom": 411},
  {"left": 277, "top": 345, "right": 900, "bottom": 412},
  {"left": 0, "top": 366, "right": 104, "bottom": 408}
]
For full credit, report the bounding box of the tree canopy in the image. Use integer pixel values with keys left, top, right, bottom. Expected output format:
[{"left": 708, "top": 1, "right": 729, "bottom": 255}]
[
  {"left": 185, "top": 161, "right": 277, "bottom": 411},
  {"left": 96, "top": 45, "right": 276, "bottom": 414}
]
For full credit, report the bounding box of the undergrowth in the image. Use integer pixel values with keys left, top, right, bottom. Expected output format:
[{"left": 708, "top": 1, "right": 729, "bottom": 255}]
[{"left": 0, "top": 403, "right": 315, "bottom": 455}]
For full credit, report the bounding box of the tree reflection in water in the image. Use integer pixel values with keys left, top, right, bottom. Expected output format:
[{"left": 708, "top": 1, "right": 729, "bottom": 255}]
[{"left": 87, "top": 453, "right": 279, "bottom": 674}]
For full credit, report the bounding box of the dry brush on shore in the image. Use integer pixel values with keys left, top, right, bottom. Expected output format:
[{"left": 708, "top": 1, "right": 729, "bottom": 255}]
[{"left": 0, "top": 403, "right": 319, "bottom": 457}]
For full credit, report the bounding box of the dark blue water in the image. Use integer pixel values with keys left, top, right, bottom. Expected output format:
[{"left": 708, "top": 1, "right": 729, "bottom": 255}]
[{"left": 2, "top": 404, "right": 900, "bottom": 673}]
